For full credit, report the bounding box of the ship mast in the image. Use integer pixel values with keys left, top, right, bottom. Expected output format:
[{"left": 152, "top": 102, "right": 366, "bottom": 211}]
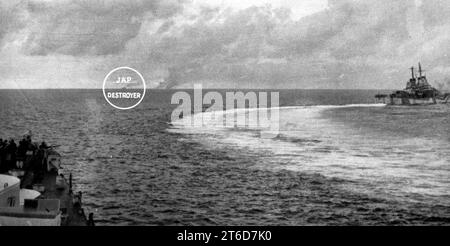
[{"left": 418, "top": 62, "right": 422, "bottom": 77}]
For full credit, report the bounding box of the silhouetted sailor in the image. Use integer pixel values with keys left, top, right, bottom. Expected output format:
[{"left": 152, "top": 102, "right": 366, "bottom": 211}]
[
  {"left": 6, "top": 139, "right": 17, "bottom": 170},
  {"left": 39, "top": 141, "right": 49, "bottom": 149},
  {"left": 0, "top": 138, "right": 4, "bottom": 172},
  {"left": 17, "top": 138, "right": 27, "bottom": 169}
]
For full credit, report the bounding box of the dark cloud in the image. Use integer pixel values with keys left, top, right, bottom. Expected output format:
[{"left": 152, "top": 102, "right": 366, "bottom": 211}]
[
  {"left": 2, "top": 0, "right": 450, "bottom": 89},
  {"left": 16, "top": 0, "right": 185, "bottom": 56},
  {"left": 0, "top": 1, "right": 26, "bottom": 46},
  {"left": 142, "top": 0, "right": 450, "bottom": 88}
]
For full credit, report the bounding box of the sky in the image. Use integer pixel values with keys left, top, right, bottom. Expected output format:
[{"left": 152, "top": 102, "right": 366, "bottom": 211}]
[
  {"left": 1, "top": 0, "right": 450, "bottom": 89},
  {"left": 193, "top": 0, "right": 328, "bottom": 20}
]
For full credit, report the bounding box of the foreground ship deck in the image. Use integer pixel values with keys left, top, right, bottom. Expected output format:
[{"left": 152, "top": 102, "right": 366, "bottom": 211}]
[{"left": 0, "top": 139, "right": 93, "bottom": 226}]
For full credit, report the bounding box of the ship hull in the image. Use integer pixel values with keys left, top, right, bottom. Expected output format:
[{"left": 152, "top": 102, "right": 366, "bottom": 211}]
[
  {"left": 0, "top": 212, "right": 61, "bottom": 226},
  {"left": 389, "top": 97, "right": 437, "bottom": 105},
  {"left": 388, "top": 97, "right": 449, "bottom": 105}
]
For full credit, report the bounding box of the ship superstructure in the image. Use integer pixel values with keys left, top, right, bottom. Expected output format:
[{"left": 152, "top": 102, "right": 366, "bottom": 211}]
[{"left": 0, "top": 135, "right": 94, "bottom": 226}]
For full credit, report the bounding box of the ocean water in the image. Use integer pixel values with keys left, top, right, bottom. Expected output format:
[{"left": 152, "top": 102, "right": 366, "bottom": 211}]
[{"left": 0, "top": 89, "right": 449, "bottom": 225}]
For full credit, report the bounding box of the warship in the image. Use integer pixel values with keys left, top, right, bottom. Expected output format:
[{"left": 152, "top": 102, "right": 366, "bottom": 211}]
[
  {"left": 0, "top": 134, "right": 94, "bottom": 226},
  {"left": 375, "top": 63, "right": 450, "bottom": 105}
]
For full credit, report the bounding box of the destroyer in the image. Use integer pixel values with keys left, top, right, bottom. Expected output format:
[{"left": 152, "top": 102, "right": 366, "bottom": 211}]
[{"left": 375, "top": 63, "right": 450, "bottom": 105}]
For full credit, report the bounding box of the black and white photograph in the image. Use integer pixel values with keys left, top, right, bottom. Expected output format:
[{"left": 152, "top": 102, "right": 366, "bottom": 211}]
[{"left": 0, "top": 0, "right": 449, "bottom": 234}]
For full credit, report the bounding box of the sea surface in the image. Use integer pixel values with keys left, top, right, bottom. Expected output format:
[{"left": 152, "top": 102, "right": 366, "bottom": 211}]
[{"left": 0, "top": 89, "right": 449, "bottom": 225}]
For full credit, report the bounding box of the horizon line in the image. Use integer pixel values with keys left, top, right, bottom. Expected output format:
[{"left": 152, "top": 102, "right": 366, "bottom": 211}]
[{"left": 0, "top": 88, "right": 397, "bottom": 91}]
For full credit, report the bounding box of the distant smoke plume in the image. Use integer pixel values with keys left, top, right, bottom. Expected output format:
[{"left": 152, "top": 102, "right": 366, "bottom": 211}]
[
  {"left": 435, "top": 79, "right": 450, "bottom": 91},
  {"left": 139, "top": 0, "right": 450, "bottom": 89}
]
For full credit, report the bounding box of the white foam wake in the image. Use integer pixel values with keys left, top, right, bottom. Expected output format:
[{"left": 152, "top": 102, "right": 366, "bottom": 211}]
[
  {"left": 167, "top": 103, "right": 450, "bottom": 205},
  {"left": 169, "top": 103, "right": 386, "bottom": 131}
]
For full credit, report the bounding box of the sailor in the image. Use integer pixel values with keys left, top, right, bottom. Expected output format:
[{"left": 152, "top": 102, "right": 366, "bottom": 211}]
[
  {"left": 16, "top": 138, "right": 27, "bottom": 169},
  {"left": 88, "top": 213, "right": 95, "bottom": 226},
  {"left": 0, "top": 139, "right": 6, "bottom": 161},
  {"left": 39, "top": 141, "right": 49, "bottom": 149},
  {"left": 0, "top": 138, "right": 3, "bottom": 172},
  {"left": 6, "top": 139, "right": 17, "bottom": 170},
  {"left": 36, "top": 142, "right": 49, "bottom": 171},
  {"left": 24, "top": 138, "right": 36, "bottom": 169},
  {"left": 1, "top": 139, "right": 8, "bottom": 171},
  {"left": 26, "top": 135, "right": 32, "bottom": 145}
]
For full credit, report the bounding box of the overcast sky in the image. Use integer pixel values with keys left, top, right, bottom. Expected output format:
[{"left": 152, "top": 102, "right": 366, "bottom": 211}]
[{"left": 1, "top": 0, "right": 450, "bottom": 89}]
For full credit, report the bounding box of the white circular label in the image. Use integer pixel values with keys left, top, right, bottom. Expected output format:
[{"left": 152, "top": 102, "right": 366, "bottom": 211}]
[{"left": 103, "top": 67, "right": 146, "bottom": 110}]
